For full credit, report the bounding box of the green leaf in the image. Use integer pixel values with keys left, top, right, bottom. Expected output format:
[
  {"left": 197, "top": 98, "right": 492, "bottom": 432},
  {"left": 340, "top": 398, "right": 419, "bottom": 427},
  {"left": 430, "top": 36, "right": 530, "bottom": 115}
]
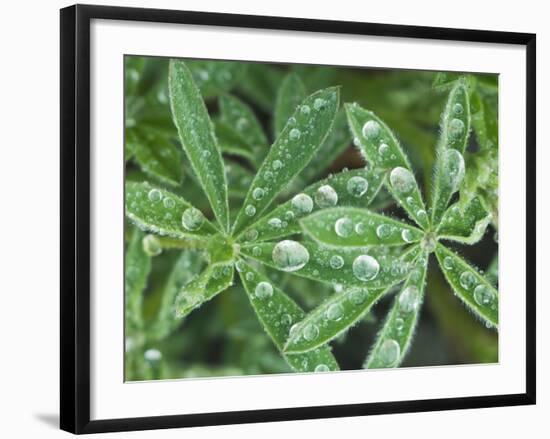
[
  {"left": 274, "top": 73, "right": 307, "bottom": 137},
  {"left": 169, "top": 60, "right": 230, "bottom": 231},
  {"left": 219, "top": 94, "right": 268, "bottom": 149},
  {"left": 284, "top": 286, "right": 387, "bottom": 354},
  {"left": 148, "top": 251, "right": 204, "bottom": 340},
  {"left": 301, "top": 207, "right": 423, "bottom": 247},
  {"left": 435, "top": 244, "right": 498, "bottom": 327},
  {"left": 125, "top": 229, "right": 151, "bottom": 331},
  {"left": 215, "top": 120, "right": 259, "bottom": 166},
  {"left": 174, "top": 263, "right": 234, "bottom": 319},
  {"left": 232, "top": 87, "right": 340, "bottom": 234},
  {"left": 125, "top": 181, "right": 217, "bottom": 239},
  {"left": 471, "top": 90, "right": 498, "bottom": 151},
  {"left": 486, "top": 254, "right": 498, "bottom": 287},
  {"left": 237, "top": 168, "right": 384, "bottom": 244},
  {"left": 186, "top": 60, "right": 247, "bottom": 98},
  {"left": 345, "top": 103, "right": 429, "bottom": 229},
  {"left": 237, "top": 260, "right": 339, "bottom": 372},
  {"left": 298, "top": 111, "right": 351, "bottom": 183},
  {"left": 431, "top": 81, "right": 471, "bottom": 226},
  {"left": 128, "top": 128, "right": 183, "bottom": 186},
  {"left": 437, "top": 197, "right": 491, "bottom": 245},
  {"left": 364, "top": 251, "right": 429, "bottom": 368},
  {"left": 237, "top": 63, "right": 284, "bottom": 112},
  {"left": 225, "top": 160, "right": 254, "bottom": 199},
  {"left": 241, "top": 241, "right": 418, "bottom": 290},
  {"left": 432, "top": 72, "right": 476, "bottom": 92}
]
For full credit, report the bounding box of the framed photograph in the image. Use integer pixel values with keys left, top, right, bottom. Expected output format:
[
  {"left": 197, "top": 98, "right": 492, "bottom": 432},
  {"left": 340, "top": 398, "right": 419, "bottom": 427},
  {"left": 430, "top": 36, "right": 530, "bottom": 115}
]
[{"left": 60, "top": 4, "right": 536, "bottom": 434}]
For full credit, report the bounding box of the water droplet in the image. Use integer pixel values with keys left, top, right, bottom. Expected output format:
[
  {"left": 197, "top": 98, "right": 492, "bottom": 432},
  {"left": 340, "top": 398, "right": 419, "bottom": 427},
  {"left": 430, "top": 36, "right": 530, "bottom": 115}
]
[
  {"left": 314, "top": 364, "right": 329, "bottom": 372},
  {"left": 349, "top": 287, "right": 367, "bottom": 305},
  {"left": 443, "top": 256, "right": 453, "bottom": 270},
  {"left": 335, "top": 217, "right": 353, "bottom": 237},
  {"left": 347, "top": 176, "right": 369, "bottom": 197},
  {"left": 313, "top": 98, "right": 326, "bottom": 111},
  {"left": 291, "top": 193, "right": 314, "bottom": 214},
  {"left": 281, "top": 314, "right": 292, "bottom": 326},
  {"left": 449, "top": 118, "right": 465, "bottom": 139},
  {"left": 315, "top": 185, "right": 338, "bottom": 208},
  {"left": 300, "top": 105, "right": 311, "bottom": 115},
  {"left": 389, "top": 167, "right": 415, "bottom": 194},
  {"left": 245, "top": 271, "right": 255, "bottom": 281},
  {"left": 264, "top": 171, "right": 273, "bottom": 180},
  {"left": 459, "top": 271, "right": 476, "bottom": 290},
  {"left": 245, "top": 229, "right": 258, "bottom": 241},
  {"left": 289, "top": 128, "right": 301, "bottom": 141},
  {"left": 399, "top": 285, "right": 419, "bottom": 313},
  {"left": 378, "top": 142, "right": 390, "bottom": 157},
  {"left": 148, "top": 189, "right": 162, "bottom": 202},
  {"left": 379, "top": 339, "right": 400, "bottom": 367},
  {"left": 255, "top": 281, "right": 273, "bottom": 299},
  {"left": 272, "top": 159, "right": 283, "bottom": 171},
  {"left": 329, "top": 255, "right": 344, "bottom": 269},
  {"left": 289, "top": 323, "right": 300, "bottom": 338},
  {"left": 235, "top": 260, "right": 246, "bottom": 272},
  {"left": 417, "top": 209, "right": 428, "bottom": 223},
  {"left": 376, "top": 224, "right": 392, "bottom": 240},
  {"left": 406, "top": 196, "right": 415, "bottom": 206},
  {"left": 353, "top": 137, "right": 360, "bottom": 147},
  {"left": 245, "top": 205, "right": 256, "bottom": 217},
  {"left": 284, "top": 210, "right": 295, "bottom": 221},
  {"left": 181, "top": 207, "right": 205, "bottom": 231},
  {"left": 473, "top": 284, "right": 495, "bottom": 306},
  {"left": 142, "top": 234, "right": 162, "bottom": 256},
  {"left": 453, "top": 103, "right": 463, "bottom": 114},
  {"left": 252, "top": 187, "right": 265, "bottom": 200},
  {"left": 352, "top": 255, "right": 380, "bottom": 281},
  {"left": 326, "top": 303, "right": 344, "bottom": 321},
  {"left": 252, "top": 246, "right": 262, "bottom": 257},
  {"left": 303, "top": 323, "right": 319, "bottom": 341},
  {"left": 362, "top": 120, "right": 381, "bottom": 140},
  {"left": 401, "top": 229, "right": 414, "bottom": 243},
  {"left": 444, "top": 149, "right": 465, "bottom": 191},
  {"left": 144, "top": 348, "right": 162, "bottom": 362},
  {"left": 268, "top": 217, "right": 282, "bottom": 229},
  {"left": 163, "top": 197, "right": 175, "bottom": 209},
  {"left": 355, "top": 222, "right": 366, "bottom": 234},
  {"left": 395, "top": 317, "right": 405, "bottom": 332},
  {"left": 272, "top": 240, "right": 310, "bottom": 272}
]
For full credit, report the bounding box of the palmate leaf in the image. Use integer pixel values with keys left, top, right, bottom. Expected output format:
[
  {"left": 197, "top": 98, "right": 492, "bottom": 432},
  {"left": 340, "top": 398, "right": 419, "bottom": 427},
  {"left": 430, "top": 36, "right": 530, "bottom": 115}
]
[
  {"left": 435, "top": 244, "right": 498, "bottom": 327},
  {"left": 437, "top": 197, "right": 491, "bottom": 245},
  {"left": 169, "top": 60, "right": 230, "bottom": 231},
  {"left": 232, "top": 87, "right": 340, "bottom": 234},
  {"left": 219, "top": 94, "right": 268, "bottom": 150},
  {"left": 125, "top": 229, "right": 151, "bottom": 331},
  {"left": 345, "top": 103, "right": 429, "bottom": 229},
  {"left": 237, "top": 168, "right": 384, "bottom": 244},
  {"left": 431, "top": 81, "right": 471, "bottom": 225},
  {"left": 125, "top": 182, "right": 218, "bottom": 239},
  {"left": 174, "top": 263, "right": 234, "bottom": 319},
  {"left": 301, "top": 207, "right": 423, "bottom": 247},
  {"left": 237, "top": 260, "right": 339, "bottom": 372},
  {"left": 186, "top": 60, "right": 247, "bottom": 99},
  {"left": 241, "top": 241, "right": 419, "bottom": 290},
  {"left": 274, "top": 73, "right": 307, "bottom": 136},
  {"left": 365, "top": 250, "right": 429, "bottom": 368},
  {"left": 127, "top": 128, "right": 183, "bottom": 187}
]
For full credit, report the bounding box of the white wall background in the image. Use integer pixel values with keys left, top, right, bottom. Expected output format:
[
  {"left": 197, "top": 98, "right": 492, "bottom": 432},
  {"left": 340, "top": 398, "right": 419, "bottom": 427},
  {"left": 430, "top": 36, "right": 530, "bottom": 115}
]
[{"left": 0, "top": 0, "right": 546, "bottom": 437}]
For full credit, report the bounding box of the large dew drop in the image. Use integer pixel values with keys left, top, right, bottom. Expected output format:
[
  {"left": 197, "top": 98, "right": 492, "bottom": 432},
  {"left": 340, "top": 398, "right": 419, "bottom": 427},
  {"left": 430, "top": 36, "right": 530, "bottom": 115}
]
[
  {"left": 272, "top": 240, "right": 310, "bottom": 272},
  {"left": 362, "top": 120, "right": 381, "bottom": 140},
  {"left": 448, "top": 118, "right": 465, "bottom": 139},
  {"left": 315, "top": 185, "right": 338, "bottom": 208},
  {"left": 326, "top": 303, "right": 344, "bottom": 321},
  {"left": 252, "top": 187, "right": 265, "bottom": 200},
  {"left": 181, "top": 207, "right": 205, "bottom": 231},
  {"left": 389, "top": 167, "right": 415, "bottom": 194},
  {"left": 459, "top": 271, "right": 476, "bottom": 290},
  {"left": 329, "top": 255, "right": 344, "bottom": 269},
  {"left": 245, "top": 204, "right": 256, "bottom": 217},
  {"left": 335, "top": 217, "right": 353, "bottom": 237},
  {"left": 352, "top": 255, "right": 380, "bottom": 281},
  {"left": 376, "top": 224, "right": 392, "bottom": 240},
  {"left": 444, "top": 149, "right": 465, "bottom": 191},
  {"left": 291, "top": 193, "right": 314, "bottom": 214},
  {"left": 289, "top": 128, "right": 301, "bottom": 141},
  {"left": 346, "top": 176, "right": 369, "bottom": 197},
  {"left": 473, "top": 284, "right": 495, "bottom": 306},
  {"left": 398, "top": 285, "right": 419, "bottom": 313},
  {"left": 303, "top": 323, "right": 319, "bottom": 341},
  {"left": 142, "top": 234, "right": 162, "bottom": 256},
  {"left": 255, "top": 281, "right": 273, "bottom": 299},
  {"left": 379, "top": 339, "right": 400, "bottom": 367},
  {"left": 148, "top": 188, "right": 162, "bottom": 202}
]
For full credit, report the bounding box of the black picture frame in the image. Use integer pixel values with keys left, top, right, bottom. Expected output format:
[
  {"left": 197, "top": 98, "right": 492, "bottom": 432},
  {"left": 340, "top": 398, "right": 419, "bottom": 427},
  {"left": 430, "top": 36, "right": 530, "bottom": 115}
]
[{"left": 60, "top": 4, "right": 536, "bottom": 434}]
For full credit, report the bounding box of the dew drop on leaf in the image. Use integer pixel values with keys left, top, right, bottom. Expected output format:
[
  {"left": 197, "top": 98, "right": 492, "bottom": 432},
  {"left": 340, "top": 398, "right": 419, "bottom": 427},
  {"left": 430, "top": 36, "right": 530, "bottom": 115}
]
[
  {"left": 289, "top": 128, "right": 301, "bottom": 141},
  {"left": 281, "top": 313, "right": 293, "bottom": 326},
  {"left": 272, "top": 240, "right": 310, "bottom": 272},
  {"left": 395, "top": 317, "right": 405, "bottom": 332},
  {"left": 453, "top": 103, "right": 464, "bottom": 114},
  {"left": 245, "top": 271, "right": 255, "bottom": 281},
  {"left": 315, "top": 185, "right": 338, "bottom": 208},
  {"left": 352, "top": 255, "right": 380, "bottom": 281},
  {"left": 473, "top": 284, "right": 495, "bottom": 306},
  {"left": 300, "top": 104, "right": 311, "bottom": 115},
  {"left": 459, "top": 271, "right": 476, "bottom": 290},
  {"left": 291, "top": 193, "right": 314, "bottom": 214},
  {"left": 379, "top": 339, "right": 400, "bottom": 367},
  {"left": 362, "top": 120, "right": 381, "bottom": 140},
  {"left": 326, "top": 303, "right": 344, "bottom": 321},
  {"left": 142, "top": 234, "right": 162, "bottom": 256},
  {"left": 378, "top": 142, "right": 390, "bottom": 157},
  {"left": 313, "top": 98, "right": 326, "bottom": 111},
  {"left": 314, "top": 364, "right": 330, "bottom": 372},
  {"left": 376, "top": 224, "right": 392, "bottom": 240},
  {"left": 181, "top": 207, "right": 205, "bottom": 231},
  {"left": 235, "top": 260, "right": 246, "bottom": 272},
  {"left": 252, "top": 246, "right": 262, "bottom": 256},
  {"left": 148, "top": 189, "right": 162, "bottom": 202},
  {"left": 443, "top": 256, "right": 453, "bottom": 270},
  {"left": 272, "top": 159, "right": 283, "bottom": 170},
  {"left": 346, "top": 176, "right": 369, "bottom": 197},
  {"left": 355, "top": 222, "right": 366, "bottom": 235},
  {"left": 163, "top": 197, "right": 175, "bottom": 209},
  {"left": 444, "top": 149, "right": 465, "bottom": 191},
  {"left": 449, "top": 118, "right": 465, "bottom": 139},
  {"left": 303, "top": 323, "right": 320, "bottom": 341},
  {"left": 348, "top": 287, "right": 367, "bottom": 305},
  {"left": 252, "top": 187, "right": 265, "bottom": 200},
  {"left": 245, "top": 204, "right": 256, "bottom": 217},
  {"left": 398, "top": 285, "right": 419, "bottom": 313},
  {"left": 329, "top": 255, "right": 345, "bottom": 269},
  {"left": 245, "top": 229, "right": 258, "bottom": 242},
  {"left": 255, "top": 281, "right": 273, "bottom": 299},
  {"left": 389, "top": 167, "right": 415, "bottom": 194},
  {"left": 335, "top": 217, "right": 353, "bottom": 237},
  {"left": 401, "top": 229, "right": 414, "bottom": 243},
  {"left": 268, "top": 217, "right": 282, "bottom": 229},
  {"left": 144, "top": 348, "right": 162, "bottom": 362}
]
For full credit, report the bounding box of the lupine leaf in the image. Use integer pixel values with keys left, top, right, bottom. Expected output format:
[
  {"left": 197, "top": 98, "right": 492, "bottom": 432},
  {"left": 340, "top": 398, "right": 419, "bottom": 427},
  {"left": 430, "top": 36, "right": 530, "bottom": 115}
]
[
  {"left": 431, "top": 81, "right": 471, "bottom": 226},
  {"left": 345, "top": 103, "right": 429, "bottom": 229},
  {"left": 148, "top": 251, "right": 204, "bottom": 340},
  {"left": 284, "top": 286, "right": 387, "bottom": 354},
  {"left": 241, "top": 241, "right": 418, "bottom": 290},
  {"left": 174, "top": 263, "right": 234, "bottom": 319},
  {"left": 232, "top": 87, "right": 340, "bottom": 234},
  {"left": 125, "top": 181, "right": 217, "bottom": 239},
  {"left": 470, "top": 90, "right": 498, "bottom": 151},
  {"left": 432, "top": 72, "right": 476, "bottom": 92},
  {"left": 237, "top": 168, "right": 384, "bottom": 244},
  {"left": 438, "top": 197, "right": 491, "bottom": 245},
  {"left": 365, "top": 251, "right": 429, "bottom": 368},
  {"left": 169, "top": 60, "right": 230, "bottom": 231},
  {"left": 219, "top": 94, "right": 268, "bottom": 149},
  {"left": 274, "top": 73, "right": 306, "bottom": 136},
  {"left": 215, "top": 120, "right": 258, "bottom": 166},
  {"left": 237, "top": 63, "right": 284, "bottom": 112},
  {"left": 186, "top": 60, "right": 247, "bottom": 98},
  {"left": 128, "top": 129, "right": 183, "bottom": 186},
  {"left": 301, "top": 207, "right": 423, "bottom": 247},
  {"left": 435, "top": 244, "right": 498, "bottom": 327},
  {"left": 486, "top": 254, "right": 499, "bottom": 287},
  {"left": 125, "top": 229, "right": 151, "bottom": 331},
  {"left": 237, "top": 260, "right": 339, "bottom": 372}
]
